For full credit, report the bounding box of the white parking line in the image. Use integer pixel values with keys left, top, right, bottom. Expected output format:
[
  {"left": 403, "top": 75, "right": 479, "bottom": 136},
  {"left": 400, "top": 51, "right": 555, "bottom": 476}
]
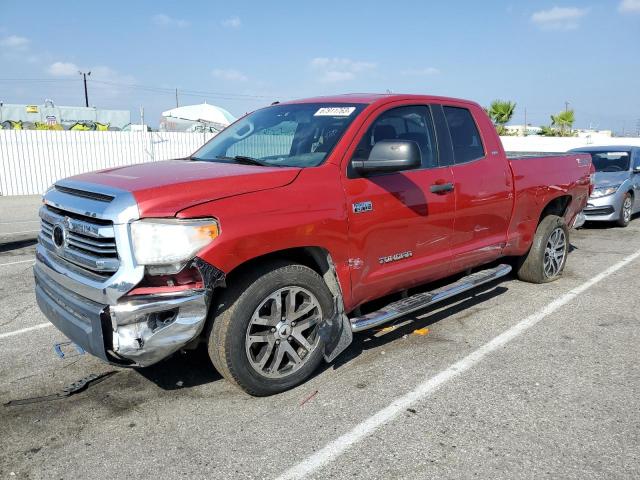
[
  {"left": 0, "top": 229, "right": 40, "bottom": 236},
  {"left": 276, "top": 247, "right": 640, "bottom": 480},
  {"left": 0, "top": 258, "right": 35, "bottom": 267},
  {"left": 0, "top": 322, "right": 51, "bottom": 340},
  {"left": 0, "top": 259, "right": 35, "bottom": 267},
  {"left": 0, "top": 220, "right": 40, "bottom": 225}
]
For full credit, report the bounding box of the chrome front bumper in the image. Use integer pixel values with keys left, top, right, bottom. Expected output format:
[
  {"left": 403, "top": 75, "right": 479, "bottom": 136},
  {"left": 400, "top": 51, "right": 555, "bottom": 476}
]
[
  {"left": 35, "top": 179, "right": 215, "bottom": 367},
  {"left": 35, "top": 263, "right": 210, "bottom": 367}
]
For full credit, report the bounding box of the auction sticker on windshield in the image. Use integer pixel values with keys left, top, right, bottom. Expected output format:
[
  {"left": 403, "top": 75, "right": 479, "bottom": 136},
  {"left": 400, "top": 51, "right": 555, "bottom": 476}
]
[{"left": 314, "top": 107, "right": 356, "bottom": 116}]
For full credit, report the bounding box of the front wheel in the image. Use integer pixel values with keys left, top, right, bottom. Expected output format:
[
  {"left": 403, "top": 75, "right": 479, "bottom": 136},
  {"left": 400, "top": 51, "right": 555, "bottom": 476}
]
[
  {"left": 516, "top": 215, "right": 569, "bottom": 283},
  {"left": 207, "top": 261, "right": 332, "bottom": 396},
  {"left": 616, "top": 193, "right": 633, "bottom": 227}
]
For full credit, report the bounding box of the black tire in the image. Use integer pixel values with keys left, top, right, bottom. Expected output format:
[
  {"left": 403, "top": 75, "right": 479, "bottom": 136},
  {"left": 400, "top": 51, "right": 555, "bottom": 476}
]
[
  {"left": 616, "top": 192, "right": 633, "bottom": 227},
  {"left": 207, "top": 261, "right": 332, "bottom": 396},
  {"left": 516, "top": 215, "right": 569, "bottom": 284}
]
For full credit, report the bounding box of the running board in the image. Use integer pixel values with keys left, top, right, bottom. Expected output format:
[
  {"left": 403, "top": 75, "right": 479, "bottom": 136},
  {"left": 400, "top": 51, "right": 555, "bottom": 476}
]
[{"left": 350, "top": 264, "right": 512, "bottom": 332}]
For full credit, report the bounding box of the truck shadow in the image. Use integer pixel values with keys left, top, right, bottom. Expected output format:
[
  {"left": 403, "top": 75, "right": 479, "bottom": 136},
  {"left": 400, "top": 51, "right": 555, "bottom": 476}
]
[
  {"left": 0, "top": 238, "right": 37, "bottom": 252},
  {"left": 331, "top": 282, "right": 509, "bottom": 371},
  {"left": 136, "top": 279, "right": 510, "bottom": 391},
  {"left": 136, "top": 348, "right": 221, "bottom": 390}
]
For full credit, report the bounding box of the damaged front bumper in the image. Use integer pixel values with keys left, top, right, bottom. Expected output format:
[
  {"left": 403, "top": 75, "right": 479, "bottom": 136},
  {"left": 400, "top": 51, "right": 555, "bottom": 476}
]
[{"left": 35, "top": 261, "right": 214, "bottom": 367}]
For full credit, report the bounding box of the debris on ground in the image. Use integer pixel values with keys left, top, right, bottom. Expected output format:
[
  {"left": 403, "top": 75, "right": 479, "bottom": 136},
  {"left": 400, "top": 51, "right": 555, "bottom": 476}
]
[
  {"left": 3, "top": 371, "right": 117, "bottom": 407},
  {"left": 413, "top": 327, "right": 430, "bottom": 336},
  {"left": 53, "top": 341, "right": 85, "bottom": 359},
  {"left": 299, "top": 390, "right": 319, "bottom": 406}
]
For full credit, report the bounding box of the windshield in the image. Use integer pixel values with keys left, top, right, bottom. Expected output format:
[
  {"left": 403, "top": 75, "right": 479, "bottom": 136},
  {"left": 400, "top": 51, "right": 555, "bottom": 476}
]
[
  {"left": 191, "top": 103, "right": 366, "bottom": 168},
  {"left": 586, "top": 151, "right": 631, "bottom": 172}
]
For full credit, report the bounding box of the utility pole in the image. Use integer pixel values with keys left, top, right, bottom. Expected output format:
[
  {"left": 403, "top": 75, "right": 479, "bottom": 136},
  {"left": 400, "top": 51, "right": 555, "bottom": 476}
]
[
  {"left": 175, "top": 88, "right": 179, "bottom": 108},
  {"left": 564, "top": 101, "right": 570, "bottom": 112},
  {"left": 524, "top": 107, "right": 527, "bottom": 137},
  {"left": 78, "top": 71, "right": 91, "bottom": 107}
]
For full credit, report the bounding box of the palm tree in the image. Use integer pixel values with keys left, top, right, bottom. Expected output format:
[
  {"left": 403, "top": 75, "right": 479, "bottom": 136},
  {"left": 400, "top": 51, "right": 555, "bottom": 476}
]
[
  {"left": 550, "top": 110, "right": 575, "bottom": 136},
  {"left": 487, "top": 100, "right": 516, "bottom": 135}
]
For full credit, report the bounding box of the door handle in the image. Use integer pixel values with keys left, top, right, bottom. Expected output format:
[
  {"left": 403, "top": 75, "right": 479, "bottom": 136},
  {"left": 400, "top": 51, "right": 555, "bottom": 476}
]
[{"left": 430, "top": 182, "right": 455, "bottom": 194}]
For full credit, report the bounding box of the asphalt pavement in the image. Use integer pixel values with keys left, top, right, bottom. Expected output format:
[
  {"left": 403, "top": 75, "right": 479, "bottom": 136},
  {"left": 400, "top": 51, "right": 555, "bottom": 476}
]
[
  {"left": 0, "top": 195, "right": 42, "bottom": 244},
  {"left": 0, "top": 215, "right": 639, "bottom": 479}
]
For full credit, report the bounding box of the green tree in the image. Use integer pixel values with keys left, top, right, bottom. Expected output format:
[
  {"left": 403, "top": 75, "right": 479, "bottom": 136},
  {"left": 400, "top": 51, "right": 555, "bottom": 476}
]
[
  {"left": 550, "top": 110, "right": 575, "bottom": 136},
  {"left": 487, "top": 100, "right": 516, "bottom": 135},
  {"left": 539, "top": 109, "right": 577, "bottom": 137}
]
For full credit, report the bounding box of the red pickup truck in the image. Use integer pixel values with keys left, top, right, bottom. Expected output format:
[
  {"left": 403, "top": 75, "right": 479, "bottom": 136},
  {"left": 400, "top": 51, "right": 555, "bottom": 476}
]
[{"left": 35, "top": 94, "right": 592, "bottom": 395}]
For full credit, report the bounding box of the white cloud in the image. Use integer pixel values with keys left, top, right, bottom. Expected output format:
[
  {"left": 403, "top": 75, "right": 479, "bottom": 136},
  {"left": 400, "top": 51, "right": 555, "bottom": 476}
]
[
  {"left": 48, "top": 61, "right": 79, "bottom": 76},
  {"left": 531, "top": 6, "right": 589, "bottom": 30},
  {"left": 152, "top": 14, "right": 189, "bottom": 28},
  {"left": 212, "top": 68, "right": 248, "bottom": 82},
  {"left": 0, "top": 35, "right": 29, "bottom": 49},
  {"left": 619, "top": 0, "right": 640, "bottom": 13},
  {"left": 310, "top": 57, "right": 376, "bottom": 83},
  {"left": 222, "top": 16, "right": 241, "bottom": 28},
  {"left": 401, "top": 67, "right": 441, "bottom": 76}
]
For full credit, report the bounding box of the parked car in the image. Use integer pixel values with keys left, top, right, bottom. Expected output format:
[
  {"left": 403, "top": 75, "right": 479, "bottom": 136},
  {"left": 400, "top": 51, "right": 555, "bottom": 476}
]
[
  {"left": 570, "top": 146, "right": 640, "bottom": 227},
  {"left": 34, "top": 94, "right": 592, "bottom": 396}
]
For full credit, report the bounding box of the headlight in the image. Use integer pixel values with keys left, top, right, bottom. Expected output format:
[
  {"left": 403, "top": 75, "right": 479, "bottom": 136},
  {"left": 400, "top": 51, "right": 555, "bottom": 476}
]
[
  {"left": 130, "top": 218, "right": 219, "bottom": 266},
  {"left": 590, "top": 185, "right": 621, "bottom": 198}
]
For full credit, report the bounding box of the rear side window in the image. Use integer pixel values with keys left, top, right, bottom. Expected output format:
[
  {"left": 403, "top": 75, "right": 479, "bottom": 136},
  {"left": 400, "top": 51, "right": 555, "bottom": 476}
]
[
  {"left": 353, "top": 105, "right": 438, "bottom": 168},
  {"left": 443, "top": 106, "right": 485, "bottom": 164}
]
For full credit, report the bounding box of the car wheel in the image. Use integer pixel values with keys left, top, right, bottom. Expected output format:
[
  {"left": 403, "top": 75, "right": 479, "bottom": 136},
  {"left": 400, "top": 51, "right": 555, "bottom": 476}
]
[
  {"left": 616, "top": 193, "right": 633, "bottom": 227},
  {"left": 516, "top": 215, "right": 569, "bottom": 284},
  {"left": 208, "top": 261, "right": 331, "bottom": 396}
]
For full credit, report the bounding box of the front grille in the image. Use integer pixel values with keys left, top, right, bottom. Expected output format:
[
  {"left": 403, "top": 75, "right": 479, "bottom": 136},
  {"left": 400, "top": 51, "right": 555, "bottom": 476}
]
[
  {"left": 39, "top": 205, "right": 120, "bottom": 278},
  {"left": 584, "top": 205, "right": 614, "bottom": 216}
]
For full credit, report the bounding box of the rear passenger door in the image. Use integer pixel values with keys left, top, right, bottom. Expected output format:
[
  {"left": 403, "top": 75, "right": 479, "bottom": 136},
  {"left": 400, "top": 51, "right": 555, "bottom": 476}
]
[
  {"left": 342, "top": 104, "right": 455, "bottom": 307},
  {"left": 438, "top": 104, "right": 513, "bottom": 272}
]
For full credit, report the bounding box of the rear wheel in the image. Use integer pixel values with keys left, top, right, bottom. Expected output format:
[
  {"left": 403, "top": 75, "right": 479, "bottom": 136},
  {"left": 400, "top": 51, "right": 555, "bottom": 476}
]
[
  {"left": 208, "top": 261, "right": 331, "bottom": 396},
  {"left": 516, "top": 215, "right": 569, "bottom": 284},
  {"left": 616, "top": 193, "right": 633, "bottom": 227}
]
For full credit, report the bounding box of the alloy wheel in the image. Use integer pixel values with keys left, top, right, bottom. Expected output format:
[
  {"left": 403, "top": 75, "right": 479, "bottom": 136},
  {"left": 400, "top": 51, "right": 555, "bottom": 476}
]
[
  {"left": 245, "top": 287, "right": 322, "bottom": 378},
  {"left": 543, "top": 227, "right": 567, "bottom": 278},
  {"left": 623, "top": 196, "right": 632, "bottom": 223}
]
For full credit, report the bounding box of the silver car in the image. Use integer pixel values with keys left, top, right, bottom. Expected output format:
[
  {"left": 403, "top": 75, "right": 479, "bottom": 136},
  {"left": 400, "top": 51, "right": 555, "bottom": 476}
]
[{"left": 570, "top": 146, "right": 640, "bottom": 227}]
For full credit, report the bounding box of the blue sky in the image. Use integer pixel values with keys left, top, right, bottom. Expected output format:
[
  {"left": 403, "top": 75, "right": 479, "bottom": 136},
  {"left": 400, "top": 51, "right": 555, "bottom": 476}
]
[{"left": 1, "top": 0, "right": 639, "bottom": 132}]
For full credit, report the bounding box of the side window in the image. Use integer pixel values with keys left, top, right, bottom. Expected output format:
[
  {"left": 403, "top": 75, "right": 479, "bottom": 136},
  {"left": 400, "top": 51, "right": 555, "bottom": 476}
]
[
  {"left": 633, "top": 150, "right": 640, "bottom": 170},
  {"left": 443, "top": 106, "right": 485, "bottom": 164},
  {"left": 353, "top": 106, "right": 438, "bottom": 169}
]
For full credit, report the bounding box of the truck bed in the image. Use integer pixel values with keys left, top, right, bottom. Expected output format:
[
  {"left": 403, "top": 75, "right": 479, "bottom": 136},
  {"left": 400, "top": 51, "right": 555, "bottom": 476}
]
[{"left": 504, "top": 152, "right": 592, "bottom": 256}]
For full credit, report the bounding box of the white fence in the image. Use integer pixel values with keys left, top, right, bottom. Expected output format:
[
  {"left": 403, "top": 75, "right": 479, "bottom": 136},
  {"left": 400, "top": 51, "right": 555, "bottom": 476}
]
[
  {"left": 500, "top": 136, "right": 640, "bottom": 153},
  {"left": 0, "top": 130, "right": 215, "bottom": 196},
  {"left": 2, "top": 130, "right": 640, "bottom": 196}
]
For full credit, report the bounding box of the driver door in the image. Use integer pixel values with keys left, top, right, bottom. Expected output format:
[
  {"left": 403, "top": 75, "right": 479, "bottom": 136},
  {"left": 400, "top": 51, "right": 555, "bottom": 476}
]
[{"left": 341, "top": 103, "right": 456, "bottom": 307}]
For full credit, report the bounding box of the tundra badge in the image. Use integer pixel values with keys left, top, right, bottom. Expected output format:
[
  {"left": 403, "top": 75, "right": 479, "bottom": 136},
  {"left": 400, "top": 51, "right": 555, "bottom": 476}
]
[
  {"left": 353, "top": 201, "right": 373, "bottom": 214},
  {"left": 379, "top": 251, "right": 413, "bottom": 264}
]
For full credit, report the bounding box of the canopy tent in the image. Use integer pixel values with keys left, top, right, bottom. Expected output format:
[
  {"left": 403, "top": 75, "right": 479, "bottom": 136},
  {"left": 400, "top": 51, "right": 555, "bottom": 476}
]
[{"left": 160, "top": 103, "right": 236, "bottom": 132}]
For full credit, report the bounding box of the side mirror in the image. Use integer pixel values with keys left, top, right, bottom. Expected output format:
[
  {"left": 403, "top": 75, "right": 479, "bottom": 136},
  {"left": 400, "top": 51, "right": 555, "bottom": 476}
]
[
  {"left": 352, "top": 140, "right": 421, "bottom": 175},
  {"left": 633, "top": 166, "right": 640, "bottom": 174}
]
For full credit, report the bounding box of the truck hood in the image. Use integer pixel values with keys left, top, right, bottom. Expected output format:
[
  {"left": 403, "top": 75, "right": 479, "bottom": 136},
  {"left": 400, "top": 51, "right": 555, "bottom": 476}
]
[
  {"left": 593, "top": 171, "right": 630, "bottom": 188},
  {"left": 69, "top": 160, "right": 301, "bottom": 217}
]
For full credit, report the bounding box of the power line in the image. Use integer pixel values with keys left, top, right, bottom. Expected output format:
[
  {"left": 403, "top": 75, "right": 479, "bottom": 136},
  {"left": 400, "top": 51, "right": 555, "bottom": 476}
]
[
  {"left": 0, "top": 77, "right": 286, "bottom": 102},
  {"left": 88, "top": 79, "right": 283, "bottom": 100}
]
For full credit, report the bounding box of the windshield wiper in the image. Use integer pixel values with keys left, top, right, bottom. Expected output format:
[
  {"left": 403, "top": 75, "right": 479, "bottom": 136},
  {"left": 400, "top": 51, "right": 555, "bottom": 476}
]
[{"left": 214, "top": 155, "right": 274, "bottom": 167}]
